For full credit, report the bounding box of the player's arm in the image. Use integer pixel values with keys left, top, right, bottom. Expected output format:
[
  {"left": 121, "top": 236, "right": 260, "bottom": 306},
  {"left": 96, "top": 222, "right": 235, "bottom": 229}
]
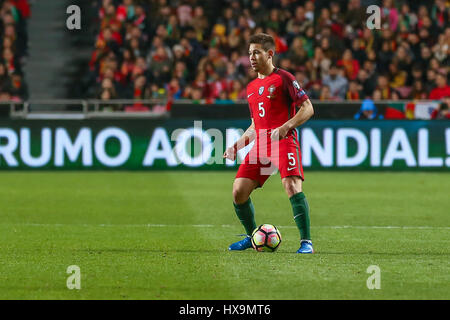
[
  {"left": 271, "top": 99, "right": 314, "bottom": 140},
  {"left": 223, "top": 119, "right": 256, "bottom": 161}
]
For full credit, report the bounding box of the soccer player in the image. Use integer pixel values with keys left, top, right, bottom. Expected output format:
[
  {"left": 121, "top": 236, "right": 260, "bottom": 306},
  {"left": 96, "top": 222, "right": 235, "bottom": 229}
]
[{"left": 223, "top": 33, "right": 315, "bottom": 254}]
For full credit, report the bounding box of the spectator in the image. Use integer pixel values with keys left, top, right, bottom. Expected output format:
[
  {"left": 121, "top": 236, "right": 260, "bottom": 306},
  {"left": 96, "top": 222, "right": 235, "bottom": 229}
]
[
  {"left": 388, "top": 62, "right": 407, "bottom": 89},
  {"left": 147, "top": 83, "right": 167, "bottom": 99},
  {"left": 190, "top": 86, "right": 204, "bottom": 104},
  {"left": 308, "top": 47, "right": 331, "bottom": 82},
  {"left": 393, "top": 45, "right": 413, "bottom": 72},
  {"left": 9, "top": 72, "right": 27, "bottom": 99},
  {"left": 177, "top": 1, "right": 193, "bottom": 27},
  {"left": 266, "top": 27, "right": 288, "bottom": 54},
  {"left": 418, "top": 44, "right": 433, "bottom": 69},
  {"left": 429, "top": 72, "right": 450, "bottom": 100},
  {"left": 99, "top": 89, "right": 117, "bottom": 111},
  {"left": 0, "top": 62, "right": 10, "bottom": 90},
  {"left": 129, "top": 74, "right": 147, "bottom": 100},
  {"left": 0, "top": 90, "right": 12, "bottom": 101},
  {"left": 319, "top": 36, "right": 338, "bottom": 62},
  {"left": 432, "top": 33, "right": 449, "bottom": 64},
  {"left": 265, "top": 8, "right": 283, "bottom": 34},
  {"left": 250, "top": 0, "right": 267, "bottom": 27},
  {"left": 375, "top": 75, "right": 392, "bottom": 100},
  {"left": 329, "top": 1, "right": 345, "bottom": 38},
  {"left": 316, "top": 7, "right": 332, "bottom": 31},
  {"left": 207, "top": 71, "right": 228, "bottom": 100},
  {"left": 406, "top": 64, "right": 425, "bottom": 86},
  {"left": 407, "top": 33, "right": 422, "bottom": 61},
  {"left": 166, "top": 78, "right": 182, "bottom": 100},
  {"left": 166, "top": 14, "right": 181, "bottom": 43},
  {"left": 377, "top": 41, "right": 394, "bottom": 74},
  {"left": 357, "top": 68, "right": 375, "bottom": 98},
  {"left": 322, "top": 65, "right": 348, "bottom": 100},
  {"left": 302, "top": 26, "right": 315, "bottom": 58},
  {"left": 337, "top": 49, "right": 360, "bottom": 81},
  {"left": 228, "top": 79, "right": 246, "bottom": 101},
  {"left": 381, "top": 0, "right": 399, "bottom": 31},
  {"left": 286, "top": 37, "right": 308, "bottom": 71},
  {"left": 3, "top": 47, "right": 18, "bottom": 74},
  {"left": 285, "top": 6, "right": 312, "bottom": 42},
  {"left": 116, "top": 0, "right": 135, "bottom": 22},
  {"left": 346, "top": 80, "right": 362, "bottom": 101},
  {"left": 191, "top": 6, "right": 209, "bottom": 42},
  {"left": 304, "top": 1, "right": 314, "bottom": 21},
  {"left": 133, "top": 5, "right": 147, "bottom": 31},
  {"left": 350, "top": 38, "right": 367, "bottom": 66},
  {"left": 148, "top": 46, "right": 172, "bottom": 86},
  {"left": 431, "top": 0, "right": 449, "bottom": 32},
  {"left": 307, "top": 82, "right": 321, "bottom": 100},
  {"left": 399, "top": 3, "right": 418, "bottom": 32},
  {"left": 215, "top": 90, "right": 234, "bottom": 104},
  {"left": 409, "top": 80, "right": 428, "bottom": 100},
  {"left": 120, "top": 48, "right": 136, "bottom": 80},
  {"left": 295, "top": 71, "right": 310, "bottom": 91},
  {"left": 97, "top": 78, "right": 117, "bottom": 99},
  {"left": 425, "top": 69, "right": 438, "bottom": 94},
  {"left": 204, "top": 46, "right": 229, "bottom": 77},
  {"left": 319, "top": 85, "right": 333, "bottom": 101},
  {"left": 344, "top": 0, "right": 365, "bottom": 30},
  {"left": 429, "top": 58, "right": 442, "bottom": 72},
  {"left": 354, "top": 98, "right": 383, "bottom": 120}
]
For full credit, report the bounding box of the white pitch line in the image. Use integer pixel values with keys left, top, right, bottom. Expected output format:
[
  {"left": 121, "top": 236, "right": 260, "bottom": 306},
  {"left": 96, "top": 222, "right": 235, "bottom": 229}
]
[{"left": 5, "top": 223, "right": 450, "bottom": 230}]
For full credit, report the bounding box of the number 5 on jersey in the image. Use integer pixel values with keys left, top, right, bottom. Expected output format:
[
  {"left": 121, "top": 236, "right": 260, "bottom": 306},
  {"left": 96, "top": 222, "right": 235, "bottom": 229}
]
[{"left": 258, "top": 102, "right": 265, "bottom": 117}]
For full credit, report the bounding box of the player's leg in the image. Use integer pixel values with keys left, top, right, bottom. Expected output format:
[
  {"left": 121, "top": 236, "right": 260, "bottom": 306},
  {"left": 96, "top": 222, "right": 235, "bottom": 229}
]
[
  {"left": 228, "top": 177, "right": 258, "bottom": 251},
  {"left": 232, "top": 177, "right": 259, "bottom": 235},
  {"left": 282, "top": 176, "right": 314, "bottom": 254},
  {"left": 229, "top": 153, "right": 271, "bottom": 251},
  {"left": 278, "top": 137, "right": 314, "bottom": 253},
  {"left": 282, "top": 176, "right": 311, "bottom": 240}
]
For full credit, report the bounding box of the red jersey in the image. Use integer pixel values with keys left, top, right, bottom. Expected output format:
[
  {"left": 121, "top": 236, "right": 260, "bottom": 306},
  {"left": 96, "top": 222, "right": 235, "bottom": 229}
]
[
  {"left": 428, "top": 86, "right": 450, "bottom": 100},
  {"left": 247, "top": 68, "right": 309, "bottom": 133}
]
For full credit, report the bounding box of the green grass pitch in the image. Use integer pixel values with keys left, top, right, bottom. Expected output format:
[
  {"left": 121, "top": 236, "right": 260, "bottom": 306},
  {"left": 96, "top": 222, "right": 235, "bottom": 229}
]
[{"left": 0, "top": 171, "right": 449, "bottom": 300}]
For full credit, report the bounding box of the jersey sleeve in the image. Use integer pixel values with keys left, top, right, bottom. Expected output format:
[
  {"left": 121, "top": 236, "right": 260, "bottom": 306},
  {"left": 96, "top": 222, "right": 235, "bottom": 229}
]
[{"left": 280, "top": 70, "right": 309, "bottom": 106}]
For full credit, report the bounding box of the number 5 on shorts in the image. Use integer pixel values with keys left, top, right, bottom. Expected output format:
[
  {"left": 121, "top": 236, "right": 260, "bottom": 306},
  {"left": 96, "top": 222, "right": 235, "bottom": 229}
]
[{"left": 288, "top": 153, "right": 296, "bottom": 166}]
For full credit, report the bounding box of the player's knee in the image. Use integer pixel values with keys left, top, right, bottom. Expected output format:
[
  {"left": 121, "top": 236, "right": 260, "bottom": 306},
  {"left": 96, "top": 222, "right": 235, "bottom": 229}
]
[
  {"left": 283, "top": 178, "right": 302, "bottom": 197},
  {"left": 232, "top": 186, "right": 248, "bottom": 204},
  {"left": 232, "top": 182, "right": 252, "bottom": 204}
]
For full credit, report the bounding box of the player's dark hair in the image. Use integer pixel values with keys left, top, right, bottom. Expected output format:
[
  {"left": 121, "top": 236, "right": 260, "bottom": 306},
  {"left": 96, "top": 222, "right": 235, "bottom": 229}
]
[{"left": 248, "top": 33, "right": 276, "bottom": 52}]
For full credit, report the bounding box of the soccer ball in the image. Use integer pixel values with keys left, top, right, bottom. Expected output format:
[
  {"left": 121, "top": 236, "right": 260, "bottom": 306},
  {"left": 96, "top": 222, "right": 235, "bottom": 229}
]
[{"left": 251, "top": 224, "right": 282, "bottom": 252}]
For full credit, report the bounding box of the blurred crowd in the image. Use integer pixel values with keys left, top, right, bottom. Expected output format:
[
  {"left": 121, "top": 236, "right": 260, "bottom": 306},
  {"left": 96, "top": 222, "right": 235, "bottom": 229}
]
[
  {"left": 0, "top": 0, "right": 29, "bottom": 102},
  {"left": 0, "top": 0, "right": 449, "bottom": 109},
  {"left": 88, "top": 0, "right": 449, "bottom": 109}
]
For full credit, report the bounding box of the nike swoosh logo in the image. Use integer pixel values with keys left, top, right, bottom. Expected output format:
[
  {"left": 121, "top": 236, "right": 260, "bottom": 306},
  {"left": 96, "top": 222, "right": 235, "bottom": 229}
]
[
  {"left": 287, "top": 167, "right": 296, "bottom": 171},
  {"left": 247, "top": 93, "right": 254, "bottom": 98}
]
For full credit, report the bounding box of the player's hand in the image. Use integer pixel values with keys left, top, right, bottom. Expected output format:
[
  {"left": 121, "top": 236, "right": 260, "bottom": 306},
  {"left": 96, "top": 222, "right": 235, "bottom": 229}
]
[
  {"left": 223, "top": 146, "right": 237, "bottom": 161},
  {"left": 271, "top": 125, "right": 289, "bottom": 141}
]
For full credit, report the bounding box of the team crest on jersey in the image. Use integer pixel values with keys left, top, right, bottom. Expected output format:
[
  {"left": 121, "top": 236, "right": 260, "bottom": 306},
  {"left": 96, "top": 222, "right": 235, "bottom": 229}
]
[
  {"left": 258, "top": 86, "right": 265, "bottom": 95},
  {"left": 267, "top": 84, "right": 277, "bottom": 99}
]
